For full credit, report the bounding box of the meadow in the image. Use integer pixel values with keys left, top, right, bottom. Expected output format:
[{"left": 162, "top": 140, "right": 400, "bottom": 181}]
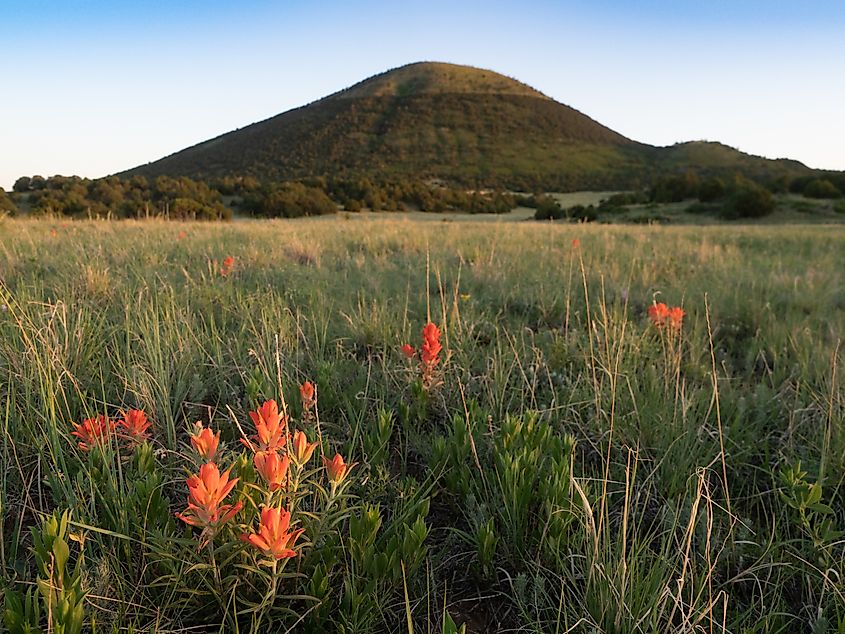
[{"left": 0, "top": 216, "right": 843, "bottom": 633}]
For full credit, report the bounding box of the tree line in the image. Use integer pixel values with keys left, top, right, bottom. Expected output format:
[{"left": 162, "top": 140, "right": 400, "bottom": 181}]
[
  {"left": 533, "top": 170, "right": 845, "bottom": 221},
  {"left": 3, "top": 174, "right": 517, "bottom": 219},
  {"left": 3, "top": 169, "right": 843, "bottom": 221}
]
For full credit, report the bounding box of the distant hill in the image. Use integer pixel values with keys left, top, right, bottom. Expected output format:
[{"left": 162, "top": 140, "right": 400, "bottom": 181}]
[{"left": 121, "top": 61, "right": 816, "bottom": 190}]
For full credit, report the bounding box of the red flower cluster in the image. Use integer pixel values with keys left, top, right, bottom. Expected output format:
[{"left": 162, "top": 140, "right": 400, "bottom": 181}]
[
  {"left": 300, "top": 381, "right": 316, "bottom": 419},
  {"left": 175, "top": 462, "right": 243, "bottom": 546},
  {"left": 118, "top": 409, "right": 152, "bottom": 447},
  {"left": 402, "top": 322, "right": 444, "bottom": 389},
  {"left": 190, "top": 422, "right": 220, "bottom": 462},
  {"left": 176, "top": 390, "right": 349, "bottom": 560},
  {"left": 71, "top": 409, "right": 152, "bottom": 452},
  {"left": 648, "top": 302, "right": 685, "bottom": 330},
  {"left": 421, "top": 323, "right": 443, "bottom": 368},
  {"left": 71, "top": 415, "right": 114, "bottom": 452},
  {"left": 241, "top": 399, "right": 288, "bottom": 453},
  {"left": 241, "top": 506, "right": 304, "bottom": 560},
  {"left": 254, "top": 451, "right": 290, "bottom": 492},
  {"left": 220, "top": 255, "right": 235, "bottom": 277},
  {"left": 237, "top": 396, "right": 343, "bottom": 559}
]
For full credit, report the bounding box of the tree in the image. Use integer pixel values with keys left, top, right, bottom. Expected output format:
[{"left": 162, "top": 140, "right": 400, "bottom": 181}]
[
  {"left": 725, "top": 180, "right": 775, "bottom": 219},
  {"left": 13, "top": 176, "right": 31, "bottom": 192}
]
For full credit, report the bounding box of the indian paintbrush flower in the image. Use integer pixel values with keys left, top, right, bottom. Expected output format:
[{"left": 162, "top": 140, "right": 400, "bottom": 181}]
[
  {"left": 667, "top": 306, "right": 685, "bottom": 329},
  {"left": 71, "top": 415, "right": 115, "bottom": 451},
  {"left": 300, "top": 381, "right": 316, "bottom": 411},
  {"left": 117, "top": 409, "right": 152, "bottom": 446},
  {"left": 240, "top": 506, "right": 304, "bottom": 561},
  {"left": 220, "top": 255, "right": 235, "bottom": 276},
  {"left": 190, "top": 422, "right": 221, "bottom": 462},
  {"left": 648, "top": 302, "right": 684, "bottom": 330},
  {"left": 254, "top": 451, "right": 290, "bottom": 492},
  {"left": 291, "top": 430, "right": 318, "bottom": 466},
  {"left": 175, "top": 462, "right": 242, "bottom": 544},
  {"left": 323, "top": 452, "right": 352, "bottom": 485},
  {"left": 242, "top": 399, "right": 288, "bottom": 453}
]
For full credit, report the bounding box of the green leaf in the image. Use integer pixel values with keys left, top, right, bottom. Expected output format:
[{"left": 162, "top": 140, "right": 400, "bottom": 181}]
[
  {"left": 52, "top": 538, "right": 70, "bottom": 576},
  {"left": 806, "top": 483, "right": 823, "bottom": 506}
]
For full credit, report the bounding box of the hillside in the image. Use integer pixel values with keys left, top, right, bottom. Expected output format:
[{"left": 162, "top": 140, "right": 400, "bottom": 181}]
[{"left": 121, "top": 62, "right": 814, "bottom": 190}]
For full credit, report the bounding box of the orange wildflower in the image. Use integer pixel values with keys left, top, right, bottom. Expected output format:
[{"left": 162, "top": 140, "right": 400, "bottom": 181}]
[
  {"left": 71, "top": 415, "right": 115, "bottom": 451},
  {"left": 647, "top": 302, "right": 670, "bottom": 327},
  {"left": 421, "top": 322, "right": 442, "bottom": 366},
  {"left": 291, "top": 430, "right": 318, "bottom": 466},
  {"left": 572, "top": 238, "right": 581, "bottom": 248},
  {"left": 323, "top": 453, "right": 352, "bottom": 485},
  {"left": 254, "top": 451, "right": 290, "bottom": 491},
  {"left": 220, "top": 255, "right": 235, "bottom": 276},
  {"left": 175, "top": 462, "right": 242, "bottom": 534},
  {"left": 667, "top": 306, "right": 685, "bottom": 330},
  {"left": 117, "top": 409, "right": 152, "bottom": 446},
  {"left": 418, "top": 322, "right": 444, "bottom": 389},
  {"left": 190, "top": 422, "right": 220, "bottom": 462},
  {"left": 300, "top": 381, "right": 316, "bottom": 410},
  {"left": 177, "top": 230, "right": 188, "bottom": 240},
  {"left": 242, "top": 399, "right": 288, "bottom": 453},
  {"left": 240, "top": 506, "right": 304, "bottom": 561},
  {"left": 648, "top": 302, "right": 685, "bottom": 330},
  {"left": 401, "top": 344, "right": 416, "bottom": 359}
]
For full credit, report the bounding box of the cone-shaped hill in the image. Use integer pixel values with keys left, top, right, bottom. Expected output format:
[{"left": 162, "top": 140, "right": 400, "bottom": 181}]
[{"left": 121, "top": 62, "right": 812, "bottom": 189}]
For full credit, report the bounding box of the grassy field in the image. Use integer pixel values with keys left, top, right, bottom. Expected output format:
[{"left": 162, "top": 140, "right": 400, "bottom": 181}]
[{"left": 1, "top": 217, "right": 843, "bottom": 633}]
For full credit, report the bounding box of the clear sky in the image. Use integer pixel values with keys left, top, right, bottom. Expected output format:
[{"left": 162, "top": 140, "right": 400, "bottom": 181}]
[{"left": 1, "top": 0, "right": 843, "bottom": 189}]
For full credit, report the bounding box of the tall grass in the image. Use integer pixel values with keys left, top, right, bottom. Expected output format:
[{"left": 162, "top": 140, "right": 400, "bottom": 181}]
[{"left": 0, "top": 217, "right": 843, "bottom": 632}]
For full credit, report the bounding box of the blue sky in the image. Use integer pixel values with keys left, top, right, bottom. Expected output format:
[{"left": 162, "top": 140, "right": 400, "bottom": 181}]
[{"left": 1, "top": 0, "right": 843, "bottom": 189}]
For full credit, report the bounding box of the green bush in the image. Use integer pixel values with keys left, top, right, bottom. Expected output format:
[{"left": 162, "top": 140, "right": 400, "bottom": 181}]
[
  {"left": 533, "top": 196, "right": 564, "bottom": 220},
  {"left": 569, "top": 203, "right": 598, "bottom": 222},
  {"left": 724, "top": 181, "right": 775, "bottom": 219},
  {"left": 803, "top": 179, "right": 842, "bottom": 199}
]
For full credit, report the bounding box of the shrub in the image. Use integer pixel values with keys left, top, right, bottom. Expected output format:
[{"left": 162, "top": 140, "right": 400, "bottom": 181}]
[
  {"left": 803, "top": 179, "right": 842, "bottom": 199},
  {"left": 568, "top": 203, "right": 598, "bottom": 222},
  {"left": 533, "top": 196, "right": 564, "bottom": 220},
  {"left": 724, "top": 181, "right": 775, "bottom": 219}
]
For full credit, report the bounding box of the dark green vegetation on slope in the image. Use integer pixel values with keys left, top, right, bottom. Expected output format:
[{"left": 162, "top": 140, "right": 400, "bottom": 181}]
[
  {"left": 1, "top": 218, "right": 843, "bottom": 632},
  {"left": 120, "top": 62, "right": 823, "bottom": 191}
]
